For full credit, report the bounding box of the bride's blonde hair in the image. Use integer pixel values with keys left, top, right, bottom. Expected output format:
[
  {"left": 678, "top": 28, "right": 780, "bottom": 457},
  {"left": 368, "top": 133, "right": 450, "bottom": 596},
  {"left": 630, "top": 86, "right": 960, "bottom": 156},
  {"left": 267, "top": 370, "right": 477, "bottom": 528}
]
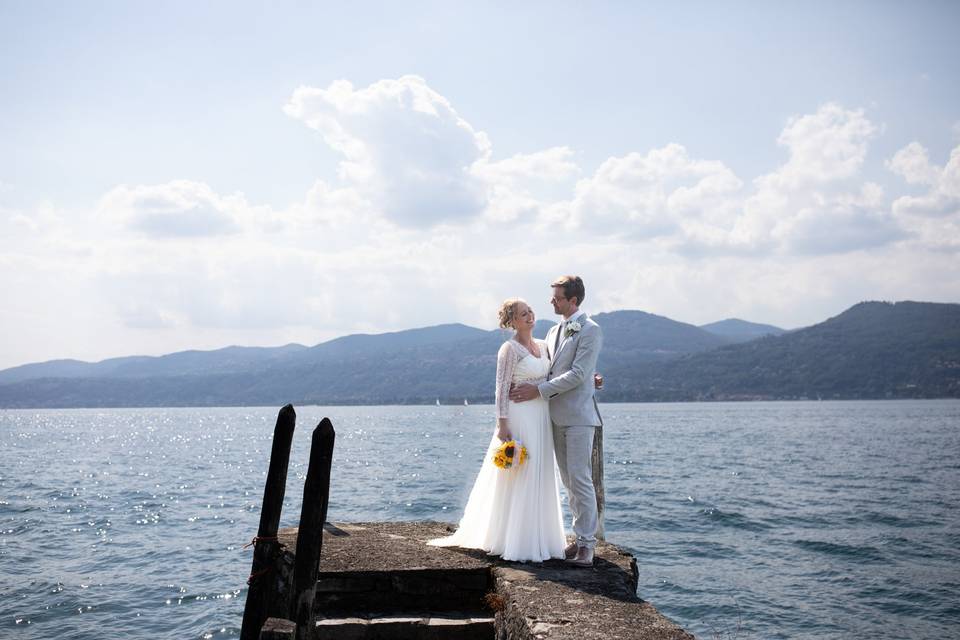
[{"left": 498, "top": 298, "right": 525, "bottom": 330}]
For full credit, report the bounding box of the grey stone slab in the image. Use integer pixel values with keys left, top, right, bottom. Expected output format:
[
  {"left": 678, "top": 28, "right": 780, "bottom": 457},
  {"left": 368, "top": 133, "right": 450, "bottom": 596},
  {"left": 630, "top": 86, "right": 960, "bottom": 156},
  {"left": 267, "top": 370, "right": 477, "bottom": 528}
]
[{"left": 315, "top": 616, "right": 369, "bottom": 625}]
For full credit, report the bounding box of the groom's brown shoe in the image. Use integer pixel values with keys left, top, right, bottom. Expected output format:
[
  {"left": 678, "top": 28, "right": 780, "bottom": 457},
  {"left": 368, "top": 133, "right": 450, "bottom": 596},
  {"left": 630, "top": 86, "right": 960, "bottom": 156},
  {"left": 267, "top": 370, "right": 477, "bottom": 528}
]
[
  {"left": 567, "top": 546, "right": 594, "bottom": 568},
  {"left": 564, "top": 541, "right": 579, "bottom": 559}
]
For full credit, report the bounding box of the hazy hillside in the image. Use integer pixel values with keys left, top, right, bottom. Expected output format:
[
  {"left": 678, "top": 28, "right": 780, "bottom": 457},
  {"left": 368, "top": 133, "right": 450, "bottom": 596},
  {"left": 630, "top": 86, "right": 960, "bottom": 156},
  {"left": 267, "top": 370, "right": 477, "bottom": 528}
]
[
  {"left": 0, "top": 310, "right": 726, "bottom": 407},
  {"left": 0, "top": 301, "right": 957, "bottom": 407},
  {"left": 601, "top": 301, "right": 960, "bottom": 401},
  {"left": 700, "top": 318, "right": 786, "bottom": 342},
  {"left": 0, "top": 344, "right": 310, "bottom": 383},
  {"left": 594, "top": 310, "right": 729, "bottom": 358}
]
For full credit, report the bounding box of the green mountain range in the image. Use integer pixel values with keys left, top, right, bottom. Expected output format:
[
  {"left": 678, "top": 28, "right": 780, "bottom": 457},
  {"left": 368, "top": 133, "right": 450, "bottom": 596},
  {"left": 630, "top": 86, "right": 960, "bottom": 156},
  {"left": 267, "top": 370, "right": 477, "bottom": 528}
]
[
  {"left": 603, "top": 301, "right": 960, "bottom": 401},
  {"left": 0, "top": 301, "right": 957, "bottom": 407}
]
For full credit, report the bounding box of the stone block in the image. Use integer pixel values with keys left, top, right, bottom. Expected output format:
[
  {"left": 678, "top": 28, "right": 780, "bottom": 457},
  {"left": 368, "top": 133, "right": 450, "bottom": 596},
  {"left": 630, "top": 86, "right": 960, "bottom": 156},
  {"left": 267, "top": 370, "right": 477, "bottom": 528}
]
[
  {"left": 259, "top": 617, "right": 296, "bottom": 640},
  {"left": 314, "top": 616, "right": 369, "bottom": 640},
  {"left": 316, "top": 574, "right": 378, "bottom": 593},
  {"left": 365, "top": 616, "right": 422, "bottom": 640},
  {"left": 422, "top": 616, "right": 495, "bottom": 640}
]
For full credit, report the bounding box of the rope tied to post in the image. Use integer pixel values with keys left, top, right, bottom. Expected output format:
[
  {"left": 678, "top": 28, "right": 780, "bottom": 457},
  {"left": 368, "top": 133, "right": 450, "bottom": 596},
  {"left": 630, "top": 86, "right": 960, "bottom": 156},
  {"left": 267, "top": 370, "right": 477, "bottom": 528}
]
[
  {"left": 243, "top": 535, "right": 286, "bottom": 585},
  {"left": 242, "top": 535, "right": 279, "bottom": 549},
  {"left": 246, "top": 566, "right": 271, "bottom": 585}
]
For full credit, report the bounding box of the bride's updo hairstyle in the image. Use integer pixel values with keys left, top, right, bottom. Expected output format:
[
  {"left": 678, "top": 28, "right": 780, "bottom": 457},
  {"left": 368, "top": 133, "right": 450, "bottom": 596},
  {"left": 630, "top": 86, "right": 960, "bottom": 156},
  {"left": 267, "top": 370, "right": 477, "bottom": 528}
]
[{"left": 498, "top": 298, "right": 525, "bottom": 330}]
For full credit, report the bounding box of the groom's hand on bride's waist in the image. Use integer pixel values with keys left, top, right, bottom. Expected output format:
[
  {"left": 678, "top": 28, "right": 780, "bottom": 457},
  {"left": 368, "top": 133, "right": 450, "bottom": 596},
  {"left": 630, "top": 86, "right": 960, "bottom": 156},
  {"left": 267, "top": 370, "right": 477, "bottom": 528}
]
[{"left": 509, "top": 383, "right": 540, "bottom": 402}]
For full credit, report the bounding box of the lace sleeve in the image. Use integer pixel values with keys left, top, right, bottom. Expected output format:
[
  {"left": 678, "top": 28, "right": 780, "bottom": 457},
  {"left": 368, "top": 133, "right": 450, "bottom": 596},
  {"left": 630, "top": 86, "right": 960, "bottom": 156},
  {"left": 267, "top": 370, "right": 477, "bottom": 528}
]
[{"left": 495, "top": 341, "right": 518, "bottom": 419}]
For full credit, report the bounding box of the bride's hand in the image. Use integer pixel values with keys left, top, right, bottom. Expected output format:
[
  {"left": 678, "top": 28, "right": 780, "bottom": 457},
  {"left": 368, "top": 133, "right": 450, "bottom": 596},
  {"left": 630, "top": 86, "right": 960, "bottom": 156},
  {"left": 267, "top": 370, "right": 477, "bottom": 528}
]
[{"left": 496, "top": 424, "right": 512, "bottom": 442}]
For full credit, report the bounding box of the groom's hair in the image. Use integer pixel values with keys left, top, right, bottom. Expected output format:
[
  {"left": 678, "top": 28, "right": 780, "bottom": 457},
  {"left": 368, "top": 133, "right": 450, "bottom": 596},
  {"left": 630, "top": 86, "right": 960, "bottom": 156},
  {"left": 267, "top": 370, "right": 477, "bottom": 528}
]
[{"left": 551, "top": 275, "right": 585, "bottom": 306}]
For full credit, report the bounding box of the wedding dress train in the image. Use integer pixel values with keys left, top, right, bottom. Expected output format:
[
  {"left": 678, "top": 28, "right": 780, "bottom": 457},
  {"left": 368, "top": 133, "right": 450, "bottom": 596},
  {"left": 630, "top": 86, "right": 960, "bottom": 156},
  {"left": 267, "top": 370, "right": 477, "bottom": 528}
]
[{"left": 428, "top": 339, "right": 566, "bottom": 562}]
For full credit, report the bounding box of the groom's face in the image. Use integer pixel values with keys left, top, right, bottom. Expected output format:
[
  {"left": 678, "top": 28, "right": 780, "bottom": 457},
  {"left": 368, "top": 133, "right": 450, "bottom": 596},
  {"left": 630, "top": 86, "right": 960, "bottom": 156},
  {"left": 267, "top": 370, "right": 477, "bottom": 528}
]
[{"left": 550, "top": 286, "right": 574, "bottom": 316}]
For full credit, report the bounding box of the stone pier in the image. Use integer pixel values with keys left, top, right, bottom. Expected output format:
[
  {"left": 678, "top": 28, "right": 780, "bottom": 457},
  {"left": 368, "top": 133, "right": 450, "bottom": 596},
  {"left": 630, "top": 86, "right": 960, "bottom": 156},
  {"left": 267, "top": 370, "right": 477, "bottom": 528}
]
[{"left": 264, "top": 521, "right": 694, "bottom": 640}]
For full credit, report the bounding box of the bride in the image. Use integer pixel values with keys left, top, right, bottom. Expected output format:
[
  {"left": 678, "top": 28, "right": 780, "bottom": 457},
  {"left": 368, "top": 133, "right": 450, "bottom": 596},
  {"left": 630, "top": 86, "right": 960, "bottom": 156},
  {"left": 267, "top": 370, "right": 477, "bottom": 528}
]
[{"left": 428, "top": 298, "right": 566, "bottom": 562}]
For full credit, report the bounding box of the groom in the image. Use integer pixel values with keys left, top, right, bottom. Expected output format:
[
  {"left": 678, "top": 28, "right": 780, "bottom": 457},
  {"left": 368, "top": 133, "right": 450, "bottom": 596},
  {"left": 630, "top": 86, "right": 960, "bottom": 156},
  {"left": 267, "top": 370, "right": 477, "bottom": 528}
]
[{"left": 510, "top": 275, "right": 603, "bottom": 567}]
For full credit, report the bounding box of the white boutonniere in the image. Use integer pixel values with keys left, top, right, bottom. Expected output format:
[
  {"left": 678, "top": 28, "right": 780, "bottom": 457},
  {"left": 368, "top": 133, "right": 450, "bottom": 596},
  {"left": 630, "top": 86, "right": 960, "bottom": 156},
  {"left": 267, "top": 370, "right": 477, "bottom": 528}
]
[{"left": 565, "top": 320, "right": 582, "bottom": 338}]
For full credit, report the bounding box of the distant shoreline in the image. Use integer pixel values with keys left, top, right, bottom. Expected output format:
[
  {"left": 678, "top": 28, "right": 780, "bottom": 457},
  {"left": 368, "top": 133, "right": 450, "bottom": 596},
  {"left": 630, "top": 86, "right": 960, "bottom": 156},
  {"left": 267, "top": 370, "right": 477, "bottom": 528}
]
[
  {"left": 3, "top": 301, "right": 957, "bottom": 406},
  {"left": 3, "top": 397, "right": 959, "bottom": 411}
]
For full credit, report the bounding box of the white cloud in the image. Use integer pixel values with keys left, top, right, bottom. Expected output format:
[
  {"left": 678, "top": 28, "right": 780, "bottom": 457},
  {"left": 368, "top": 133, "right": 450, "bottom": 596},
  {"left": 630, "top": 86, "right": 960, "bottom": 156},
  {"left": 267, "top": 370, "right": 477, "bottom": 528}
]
[
  {"left": 3, "top": 200, "right": 65, "bottom": 235},
  {"left": 100, "top": 247, "right": 337, "bottom": 330},
  {"left": 769, "top": 103, "right": 878, "bottom": 188},
  {"left": 887, "top": 142, "right": 939, "bottom": 186},
  {"left": 773, "top": 183, "right": 904, "bottom": 255},
  {"left": 725, "top": 104, "right": 895, "bottom": 254},
  {"left": 542, "top": 104, "right": 897, "bottom": 257},
  {"left": 890, "top": 144, "right": 960, "bottom": 218},
  {"left": 560, "top": 143, "right": 743, "bottom": 238},
  {"left": 473, "top": 146, "right": 579, "bottom": 189},
  {"left": 98, "top": 180, "right": 245, "bottom": 237},
  {"left": 472, "top": 147, "right": 580, "bottom": 222},
  {"left": 8, "top": 210, "right": 39, "bottom": 232},
  {"left": 889, "top": 143, "right": 960, "bottom": 250},
  {"left": 285, "top": 75, "right": 491, "bottom": 227}
]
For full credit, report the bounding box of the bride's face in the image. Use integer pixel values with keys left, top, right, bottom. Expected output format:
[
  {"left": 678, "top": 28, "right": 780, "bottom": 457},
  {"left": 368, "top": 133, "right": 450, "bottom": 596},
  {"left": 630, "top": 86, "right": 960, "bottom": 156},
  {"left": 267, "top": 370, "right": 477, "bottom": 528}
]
[{"left": 512, "top": 303, "right": 536, "bottom": 332}]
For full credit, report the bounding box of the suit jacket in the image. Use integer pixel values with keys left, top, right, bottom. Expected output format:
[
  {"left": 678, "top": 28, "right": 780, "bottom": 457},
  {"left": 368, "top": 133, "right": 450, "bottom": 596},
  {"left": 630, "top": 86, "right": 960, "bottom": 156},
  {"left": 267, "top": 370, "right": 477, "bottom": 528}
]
[{"left": 537, "top": 311, "right": 603, "bottom": 427}]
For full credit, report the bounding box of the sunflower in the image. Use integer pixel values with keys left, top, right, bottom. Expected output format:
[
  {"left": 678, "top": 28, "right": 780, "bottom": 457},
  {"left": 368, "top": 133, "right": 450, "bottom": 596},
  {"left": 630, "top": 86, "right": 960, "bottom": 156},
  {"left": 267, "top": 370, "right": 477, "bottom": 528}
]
[{"left": 492, "top": 439, "right": 528, "bottom": 470}]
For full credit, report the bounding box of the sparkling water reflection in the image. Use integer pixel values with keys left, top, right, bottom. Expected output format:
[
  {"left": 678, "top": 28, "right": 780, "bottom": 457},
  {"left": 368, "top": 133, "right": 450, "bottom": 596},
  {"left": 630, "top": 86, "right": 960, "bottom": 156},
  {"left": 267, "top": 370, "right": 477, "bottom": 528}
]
[{"left": 1, "top": 401, "right": 958, "bottom": 638}]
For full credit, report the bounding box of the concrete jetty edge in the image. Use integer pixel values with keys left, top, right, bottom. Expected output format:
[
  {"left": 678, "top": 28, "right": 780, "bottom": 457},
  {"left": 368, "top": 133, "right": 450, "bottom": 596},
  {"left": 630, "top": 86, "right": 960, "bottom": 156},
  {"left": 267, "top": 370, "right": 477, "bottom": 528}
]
[{"left": 269, "top": 521, "right": 695, "bottom": 639}]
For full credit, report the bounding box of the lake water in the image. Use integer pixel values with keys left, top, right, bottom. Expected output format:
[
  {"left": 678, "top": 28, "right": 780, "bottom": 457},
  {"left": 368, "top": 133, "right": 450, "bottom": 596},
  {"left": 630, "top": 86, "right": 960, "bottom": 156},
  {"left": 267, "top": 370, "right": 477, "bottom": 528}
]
[{"left": 1, "top": 401, "right": 958, "bottom": 639}]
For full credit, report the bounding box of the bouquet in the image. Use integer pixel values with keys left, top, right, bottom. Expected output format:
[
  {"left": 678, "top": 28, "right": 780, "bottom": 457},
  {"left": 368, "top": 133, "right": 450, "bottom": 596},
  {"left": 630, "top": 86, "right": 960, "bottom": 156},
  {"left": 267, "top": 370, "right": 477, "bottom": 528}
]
[{"left": 492, "top": 439, "right": 528, "bottom": 470}]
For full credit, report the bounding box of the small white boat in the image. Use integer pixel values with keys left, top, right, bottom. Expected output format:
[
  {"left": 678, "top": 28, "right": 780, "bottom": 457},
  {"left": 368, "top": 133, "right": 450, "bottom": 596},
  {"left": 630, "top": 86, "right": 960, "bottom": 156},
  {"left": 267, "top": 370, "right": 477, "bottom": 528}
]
[
  {"left": 435, "top": 398, "right": 440, "bottom": 406},
  {"left": 463, "top": 399, "right": 469, "bottom": 406}
]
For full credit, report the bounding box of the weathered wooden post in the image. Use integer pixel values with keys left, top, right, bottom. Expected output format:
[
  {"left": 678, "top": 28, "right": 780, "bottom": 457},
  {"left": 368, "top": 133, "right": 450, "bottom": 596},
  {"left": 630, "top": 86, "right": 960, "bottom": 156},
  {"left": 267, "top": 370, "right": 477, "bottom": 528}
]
[
  {"left": 240, "top": 404, "right": 297, "bottom": 640},
  {"left": 291, "top": 418, "right": 335, "bottom": 640},
  {"left": 592, "top": 423, "right": 605, "bottom": 540}
]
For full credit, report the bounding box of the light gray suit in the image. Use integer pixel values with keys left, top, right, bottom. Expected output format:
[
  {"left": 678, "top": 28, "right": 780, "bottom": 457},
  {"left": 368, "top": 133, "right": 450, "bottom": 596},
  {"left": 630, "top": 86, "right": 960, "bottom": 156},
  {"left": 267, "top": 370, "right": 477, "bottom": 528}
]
[{"left": 537, "top": 311, "right": 603, "bottom": 549}]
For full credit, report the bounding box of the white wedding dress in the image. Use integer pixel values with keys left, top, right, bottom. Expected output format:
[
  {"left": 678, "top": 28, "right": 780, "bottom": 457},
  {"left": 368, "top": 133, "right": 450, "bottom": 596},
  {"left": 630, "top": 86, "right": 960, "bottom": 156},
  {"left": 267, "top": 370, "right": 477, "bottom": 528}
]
[{"left": 428, "top": 339, "right": 566, "bottom": 562}]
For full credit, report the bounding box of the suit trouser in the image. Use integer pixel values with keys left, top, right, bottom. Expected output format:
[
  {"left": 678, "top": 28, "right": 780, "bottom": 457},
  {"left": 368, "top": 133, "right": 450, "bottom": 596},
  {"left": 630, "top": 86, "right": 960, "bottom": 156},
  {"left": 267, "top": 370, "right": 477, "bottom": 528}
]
[{"left": 552, "top": 423, "right": 597, "bottom": 549}]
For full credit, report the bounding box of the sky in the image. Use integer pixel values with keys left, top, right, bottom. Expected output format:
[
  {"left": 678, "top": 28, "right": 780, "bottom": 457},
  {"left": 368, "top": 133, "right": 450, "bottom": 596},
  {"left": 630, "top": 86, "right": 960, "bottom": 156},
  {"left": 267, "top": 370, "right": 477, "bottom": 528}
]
[{"left": 1, "top": 0, "right": 959, "bottom": 369}]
